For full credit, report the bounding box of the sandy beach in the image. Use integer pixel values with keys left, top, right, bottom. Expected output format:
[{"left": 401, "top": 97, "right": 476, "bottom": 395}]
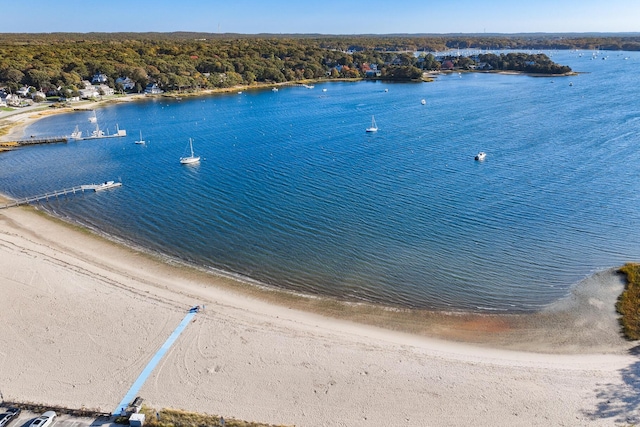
[
  {"left": 0, "top": 200, "right": 639, "bottom": 426},
  {"left": 1, "top": 100, "right": 639, "bottom": 426}
]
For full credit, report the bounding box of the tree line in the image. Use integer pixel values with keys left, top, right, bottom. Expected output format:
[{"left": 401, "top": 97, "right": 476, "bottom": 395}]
[{"left": 0, "top": 33, "right": 593, "bottom": 96}]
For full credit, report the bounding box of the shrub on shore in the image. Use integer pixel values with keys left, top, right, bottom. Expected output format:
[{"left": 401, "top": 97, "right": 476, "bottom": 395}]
[
  {"left": 134, "top": 406, "right": 291, "bottom": 427},
  {"left": 616, "top": 263, "right": 640, "bottom": 340}
]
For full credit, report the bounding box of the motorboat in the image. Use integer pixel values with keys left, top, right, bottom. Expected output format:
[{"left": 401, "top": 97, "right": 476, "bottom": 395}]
[
  {"left": 475, "top": 152, "right": 486, "bottom": 161},
  {"left": 94, "top": 181, "right": 122, "bottom": 191}
]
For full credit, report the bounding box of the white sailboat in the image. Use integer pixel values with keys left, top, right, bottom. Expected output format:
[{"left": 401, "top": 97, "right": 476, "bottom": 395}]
[
  {"left": 180, "top": 138, "right": 200, "bottom": 164},
  {"left": 70, "top": 125, "right": 82, "bottom": 140},
  {"left": 366, "top": 115, "right": 378, "bottom": 133},
  {"left": 88, "top": 110, "right": 97, "bottom": 123},
  {"left": 135, "top": 130, "right": 145, "bottom": 145}
]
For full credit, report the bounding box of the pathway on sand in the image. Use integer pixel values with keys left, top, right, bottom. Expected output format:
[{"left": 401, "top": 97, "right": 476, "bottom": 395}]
[{"left": 113, "top": 307, "right": 200, "bottom": 415}]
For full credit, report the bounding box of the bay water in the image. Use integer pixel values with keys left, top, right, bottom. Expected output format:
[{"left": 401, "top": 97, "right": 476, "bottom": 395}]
[{"left": 2, "top": 50, "right": 639, "bottom": 312}]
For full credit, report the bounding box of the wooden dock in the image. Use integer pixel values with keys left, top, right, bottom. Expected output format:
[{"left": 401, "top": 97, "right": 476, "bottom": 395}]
[
  {"left": 14, "top": 136, "right": 69, "bottom": 145},
  {"left": 0, "top": 184, "right": 104, "bottom": 209}
]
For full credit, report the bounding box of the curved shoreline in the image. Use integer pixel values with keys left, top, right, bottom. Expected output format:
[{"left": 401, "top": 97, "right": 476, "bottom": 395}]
[
  {"left": 0, "top": 92, "right": 632, "bottom": 352},
  {"left": 1, "top": 204, "right": 638, "bottom": 426},
  {"left": 1, "top": 199, "right": 631, "bottom": 355}
]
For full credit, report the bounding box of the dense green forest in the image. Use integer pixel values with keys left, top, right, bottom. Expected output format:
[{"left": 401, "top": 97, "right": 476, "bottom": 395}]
[{"left": 1, "top": 33, "right": 628, "bottom": 96}]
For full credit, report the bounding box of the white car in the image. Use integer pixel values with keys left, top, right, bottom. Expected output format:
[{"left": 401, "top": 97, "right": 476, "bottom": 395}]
[{"left": 29, "top": 412, "right": 56, "bottom": 427}]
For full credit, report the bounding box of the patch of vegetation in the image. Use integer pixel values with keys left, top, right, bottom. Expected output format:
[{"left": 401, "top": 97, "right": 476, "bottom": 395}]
[
  {"left": 129, "top": 406, "right": 292, "bottom": 427},
  {"left": 0, "top": 34, "right": 576, "bottom": 96},
  {"left": 616, "top": 263, "right": 640, "bottom": 340}
]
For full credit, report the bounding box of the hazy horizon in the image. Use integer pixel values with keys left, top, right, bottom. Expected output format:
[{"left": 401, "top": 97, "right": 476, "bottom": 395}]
[{"left": 3, "top": 0, "right": 639, "bottom": 35}]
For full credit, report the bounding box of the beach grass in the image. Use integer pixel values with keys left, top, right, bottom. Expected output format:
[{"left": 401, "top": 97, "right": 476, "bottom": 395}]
[
  {"left": 616, "top": 263, "right": 640, "bottom": 340},
  {"left": 134, "top": 406, "right": 292, "bottom": 427}
]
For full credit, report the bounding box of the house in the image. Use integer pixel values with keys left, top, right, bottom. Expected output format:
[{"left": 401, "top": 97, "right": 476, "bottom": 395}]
[
  {"left": 144, "top": 83, "right": 163, "bottom": 94},
  {"left": 32, "top": 91, "right": 46, "bottom": 101},
  {"left": 115, "top": 77, "right": 135, "bottom": 91},
  {"left": 5, "top": 94, "right": 20, "bottom": 106},
  {"left": 0, "top": 97, "right": 6, "bottom": 107},
  {"left": 441, "top": 60, "right": 455, "bottom": 70},
  {"left": 96, "top": 84, "right": 114, "bottom": 96},
  {"left": 81, "top": 80, "right": 94, "bottom": 89},
  {"left": 79, "top": 87, "right": 99, "bottom": 99},
  {"left": 91, "top": 73, "right": 108, "bottom": 84},
  {"left": 16, "top": 86, "right": 31, "bottom": 97}
]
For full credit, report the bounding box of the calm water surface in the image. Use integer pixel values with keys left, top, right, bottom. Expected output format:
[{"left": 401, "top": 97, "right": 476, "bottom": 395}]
[{"left": 2, "top": 50, "right": 639, "bottom": 312}]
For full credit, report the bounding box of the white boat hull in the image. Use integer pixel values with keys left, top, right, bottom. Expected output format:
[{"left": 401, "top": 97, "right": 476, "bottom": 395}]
[{"left": 180, "top": 156, "right": 200, "bottom": 164}]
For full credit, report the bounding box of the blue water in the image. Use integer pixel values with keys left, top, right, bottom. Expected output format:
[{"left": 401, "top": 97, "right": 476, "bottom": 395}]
[{"left": 2, "top": 50, "right": 640, "bottom": 312}]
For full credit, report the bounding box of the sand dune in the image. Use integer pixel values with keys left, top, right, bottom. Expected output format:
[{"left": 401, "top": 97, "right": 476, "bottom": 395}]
[{"left": 0, "top": 205, "right": 639, "bottom": 426}]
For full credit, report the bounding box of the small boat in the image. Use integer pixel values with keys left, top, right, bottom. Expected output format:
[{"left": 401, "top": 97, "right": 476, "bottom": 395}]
[
  {"left": 238, "top": 91, "right": 243, "bottom": 94},
  {"left": 70, "top": 125, "right": 82, "bottom": 140},
  {"left": 421, "top": 99, "right": 426, "bottom": 105},
  {"left": 88, "top": 110, "right": 97, "bottom": 123},
  {"left": 384, "top": 88, "right": 388, "bottom": 92},
  {"left": 94, "top": 181, "right": 122, "bottom": 191},
  {"left": 475, "top": 152, "right": 486, "bottom": 161},
  {"left": 180, "top": 138, "right": 200, "bottom": 164},
  {"left": 135, "top": 130, "right": 145, "bottom": 145},
  {"left": 91, "top": 124, "right": 105, "bottom": 138},
  {"left": 322, "top": 88, "right": 327, "bottom": 92},
  {"left": 366, "top": 115, "right": 378, "bottom": 133},
  {"left": 272, "top": 87, "right": 279, "bottom": 92}
]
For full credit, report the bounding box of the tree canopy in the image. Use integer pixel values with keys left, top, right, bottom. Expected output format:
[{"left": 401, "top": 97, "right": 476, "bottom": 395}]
[{"left": 0, "top": 33, "right": 597, "bottom": 94}]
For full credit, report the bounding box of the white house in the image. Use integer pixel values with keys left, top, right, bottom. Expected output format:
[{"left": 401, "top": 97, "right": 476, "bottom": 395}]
[
  {"left": 5, "top": 94, "right": 22, "bottom": 106},
  {"left": 79, "top": 87, "right": 99, "bottom": 99},
  {"left": 32, "top": 91, "right": 46, "bottom": 101},
  {"left": 16, "top": 86, "right": 31, "bottom": 97},
  {"left": 91, "top": 73, "right": 108, "bottom": 84},
  {"left": 144, "top": 83, "right": 163, "bottom": 94},
  {"left": 115, "top": 77, "right": 135, "bottom": 90},
  {"left": 96, "top": 84, "right": 114, "bottom": 96}
]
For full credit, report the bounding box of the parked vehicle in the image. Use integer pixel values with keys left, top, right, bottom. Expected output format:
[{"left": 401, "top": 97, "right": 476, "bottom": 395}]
[
  {"left": 29, "top": 411, "right": 56, "bottom": 427},
  {"left": 0, "top": 408, "right": 21, "bottom": 427}
]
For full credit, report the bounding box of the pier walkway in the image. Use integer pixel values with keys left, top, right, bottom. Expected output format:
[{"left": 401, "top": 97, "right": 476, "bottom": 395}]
[
  {"left": 0, "top": 184, "right": 105, "bottom": 209},
  {"left": 114, "top": 307, "right": 200, "bottom": 415},
  {"left": 15, "top": 136, "right": 69, "bottom": 145}
]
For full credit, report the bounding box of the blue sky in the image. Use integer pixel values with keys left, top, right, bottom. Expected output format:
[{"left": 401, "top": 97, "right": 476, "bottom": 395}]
[{"left": 2, "top": 0, "right": 639, "bottom": 34}]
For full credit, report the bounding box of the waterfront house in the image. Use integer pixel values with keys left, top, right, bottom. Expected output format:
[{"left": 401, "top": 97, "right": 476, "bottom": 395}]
[
  {"left": 91, "top": 73, "right": 108, "bottom": 84},
  {"left": 16, "top": 86, "right": 31, "bottom": 97},
  {"left": 79, "top": 87, "right": 99, "bottom": 99},
  {"left": 32, "top": 91, "right": 46, "bottom": 101},
  {"left": 144, "top": 83, "right": 163, "bottom": 94},
  {"left": 115, "top": 77, "right": 135, "bottom": 91},
  {"left": 5, "top": 94, "right": 20, "bottom": 106},
  {"left": 96, "top": 84, "right": 114, "bottom": 96}
]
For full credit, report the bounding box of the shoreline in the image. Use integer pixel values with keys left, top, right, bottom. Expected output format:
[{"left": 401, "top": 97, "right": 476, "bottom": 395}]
[
  {"left": 0, "top": 100, "right": 632, "bottom": 351},
  {"left": 1, "top": 203, "right": 638, "bottom": 425},
  {"left": 1, "top": 197, "right": 633, "bottom": 353},
  {"left": 0, "top": 84, "right": 631, "bottom": 348}
]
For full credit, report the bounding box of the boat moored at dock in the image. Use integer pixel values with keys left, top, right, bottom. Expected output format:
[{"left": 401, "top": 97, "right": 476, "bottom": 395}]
[{"left": 93, "top": 181, "right": 123, "bottom": 191}]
